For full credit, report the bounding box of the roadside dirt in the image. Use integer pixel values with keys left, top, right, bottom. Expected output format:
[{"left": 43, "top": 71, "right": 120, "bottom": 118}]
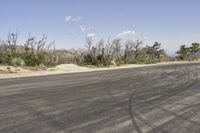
[{"left": 0, "top": 61, "right": 199, "bottom": 79}]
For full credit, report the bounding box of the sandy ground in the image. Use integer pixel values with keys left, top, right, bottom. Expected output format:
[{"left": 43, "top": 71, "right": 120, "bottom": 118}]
[{"left": 0, "top": 61, "right": 200, "bottom": 79}]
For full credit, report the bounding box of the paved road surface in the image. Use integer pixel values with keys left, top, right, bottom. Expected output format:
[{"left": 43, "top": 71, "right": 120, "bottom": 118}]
[{"left": 0, "top": 63, "right": 200, "bottom": 133}]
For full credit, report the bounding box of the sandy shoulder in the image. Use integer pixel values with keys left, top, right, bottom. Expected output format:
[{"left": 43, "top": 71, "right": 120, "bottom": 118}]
[{"left": 0, "top": 61, "right": 199, "bottom": 79}]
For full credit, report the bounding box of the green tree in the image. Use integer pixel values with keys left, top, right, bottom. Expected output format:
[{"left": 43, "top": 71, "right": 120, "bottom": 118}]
[
  {"left": 176, "top": 45, "right": 190, "bottom": 60},
  {"left": 144, "top": 42, "right": 165, "bottom": 63},
  {"left": 190, "top": 43, "right": 200, "bottom": 58}
]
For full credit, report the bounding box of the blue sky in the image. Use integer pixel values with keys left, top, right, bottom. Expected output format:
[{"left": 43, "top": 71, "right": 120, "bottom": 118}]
[{"left": 1, "top": 0, "right": 200, "bottom": 54}]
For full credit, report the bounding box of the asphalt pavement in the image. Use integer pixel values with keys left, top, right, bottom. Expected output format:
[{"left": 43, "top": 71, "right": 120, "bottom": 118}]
[{"left": 0, "top": 63, "right": 200, "bottom": 133}]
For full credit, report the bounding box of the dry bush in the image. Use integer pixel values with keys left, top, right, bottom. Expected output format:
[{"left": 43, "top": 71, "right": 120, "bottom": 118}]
[{"left": 83, "top": 37, "right": 169, "bottom": 66}]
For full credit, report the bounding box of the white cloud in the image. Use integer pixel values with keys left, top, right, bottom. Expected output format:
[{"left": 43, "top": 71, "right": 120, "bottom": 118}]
[
  {"left": 80, "top": 25, "right": 95, "bottom": 33},
  {"left": 65, "top": 16, "right": 72, "bottom": 22},
  {"left": 65, "top": 16, "right": 83, "bottom": 22},
  {"left": 117, "top": 30, "right": 136, "bottom": 38},
  {"left": 80, "top": 25, "right": 86, "bottom": 32},
  {"left": 87, "top": 33, "right": 95, "bottom": 37},
  {"left": 72, "top": 16, "right": 83, "bottom": 21}
]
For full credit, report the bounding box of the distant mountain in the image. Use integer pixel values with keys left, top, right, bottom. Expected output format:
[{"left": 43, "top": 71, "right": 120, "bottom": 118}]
[
  {"left": 67, "top": 48, "right": 77, "bottom": 53},
  {"left": 67, "top": 48, "right": 86, "bottom": 53}
]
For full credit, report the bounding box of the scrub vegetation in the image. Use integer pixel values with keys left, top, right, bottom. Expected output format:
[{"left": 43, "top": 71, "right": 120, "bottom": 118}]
[{"left": 0, "top": 32, "right": 200, "bottom": 67}]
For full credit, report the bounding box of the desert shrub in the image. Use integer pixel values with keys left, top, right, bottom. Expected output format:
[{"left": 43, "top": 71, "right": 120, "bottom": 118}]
[
  {"left": 74, "top": 51, "right": 84, "bottom": 64},
  {"left": 0, "top": 33, "right": 59, "bottom": 66},
  {"left": 83, "top": 54, "right": 96, "bottom": 65},
  {"left": 11, "top": 57, "right": 25, "bottom": 66}
]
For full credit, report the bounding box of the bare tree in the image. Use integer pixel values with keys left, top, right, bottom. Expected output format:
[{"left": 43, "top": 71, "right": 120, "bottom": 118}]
[
  {"left": 7, "top": 32, "right": 18, "bottom": 56},
  {"left": 133, "top": 40, "right": 143, "bottom": 61},
  {"left": 85, "top": 36, "right": 93, "bottom": 53},
  {"left": 96, "top": 39, "right": 105, "bottom": 63},
  {"left": 124, "top": 40, "right": 135, "bottom": 63},
  {"left": 124, "top": 40, "right": 143, "bottom": 63},
  {"left": 111, "top": 38, "right": 122, "bottom": 63}
]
